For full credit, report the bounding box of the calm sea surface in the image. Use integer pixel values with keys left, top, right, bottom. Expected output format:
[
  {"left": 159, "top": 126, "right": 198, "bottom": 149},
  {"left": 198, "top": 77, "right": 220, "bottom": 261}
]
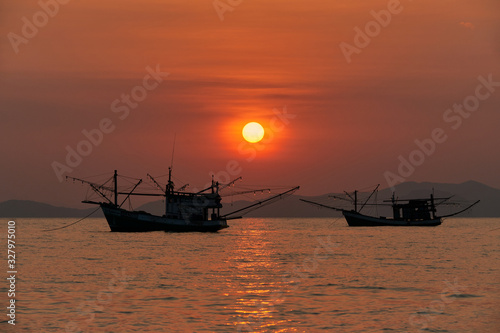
[{"left": 2, "top": 217, "right": 499, "bottom": 332}]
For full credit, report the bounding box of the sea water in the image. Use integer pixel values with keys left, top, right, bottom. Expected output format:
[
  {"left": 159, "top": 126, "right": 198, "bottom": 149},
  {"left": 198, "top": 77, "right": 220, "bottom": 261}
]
[{"left": 2, "top": 217, "right": 499, "bottom": 332}]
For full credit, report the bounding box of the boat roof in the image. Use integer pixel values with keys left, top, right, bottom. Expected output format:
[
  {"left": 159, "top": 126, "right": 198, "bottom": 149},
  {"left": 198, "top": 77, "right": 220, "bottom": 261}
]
[{"left": 382, "top": 196, "right": 451, "bottom": 203}]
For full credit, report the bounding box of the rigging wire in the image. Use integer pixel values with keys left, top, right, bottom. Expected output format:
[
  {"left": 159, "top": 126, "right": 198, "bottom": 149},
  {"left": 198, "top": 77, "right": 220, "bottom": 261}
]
[
  {"left": 42, "top": 206, "right": 101, "bottom": 232},
  {"left": 328, "top": 216, "right": 344, "bottom": 227},
  {"left": 81, "top": 172, "right": 114, "bottom": 179}
]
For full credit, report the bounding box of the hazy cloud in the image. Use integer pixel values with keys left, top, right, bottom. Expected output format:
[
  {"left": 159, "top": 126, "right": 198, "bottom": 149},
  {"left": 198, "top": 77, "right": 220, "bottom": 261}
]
[{"left": 460, "top": 21, "right": 475, "bottom": 30}]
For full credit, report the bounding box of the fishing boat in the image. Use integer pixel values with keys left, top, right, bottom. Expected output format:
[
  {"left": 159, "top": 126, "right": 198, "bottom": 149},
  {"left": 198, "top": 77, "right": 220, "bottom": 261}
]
[
  {"left": 301, "top": 185, "right": 479, "bottom": 227},
  {"left": 67, "top": 169, "right": 299, "bottom": 232}
]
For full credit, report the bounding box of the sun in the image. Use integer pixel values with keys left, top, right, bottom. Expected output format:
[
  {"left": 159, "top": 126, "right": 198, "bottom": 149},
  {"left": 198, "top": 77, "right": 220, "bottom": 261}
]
[{"left": 242, "top": 122, "right": 265, "bottom": 143}]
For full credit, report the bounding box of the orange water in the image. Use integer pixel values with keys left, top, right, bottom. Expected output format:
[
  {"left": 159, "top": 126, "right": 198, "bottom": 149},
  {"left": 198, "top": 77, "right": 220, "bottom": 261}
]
[{"left": 2, "top": 218, "right": 499, "bottom": 332}]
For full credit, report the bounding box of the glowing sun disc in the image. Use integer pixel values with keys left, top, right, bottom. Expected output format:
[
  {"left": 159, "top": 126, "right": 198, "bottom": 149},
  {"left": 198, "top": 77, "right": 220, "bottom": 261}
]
[{"left": 242, "top": 122, "right": 265, "bottom": 143}]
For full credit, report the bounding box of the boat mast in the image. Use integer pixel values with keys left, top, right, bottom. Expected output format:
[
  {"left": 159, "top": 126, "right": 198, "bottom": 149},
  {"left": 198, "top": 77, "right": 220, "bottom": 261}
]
[
  {"left": 165, "top": 135, "right": 176, "bottom": 216},
  {"left": 391, "top": 193, "right": 398, "bottom": 219},
  {"left": 211, "top": 174, "right": 215, "bottom": 194},
  {"left": 354, "top": 190, "right": 358, "bottom": 213},
  {"left": 169, "top": 134, "right": 176, "bottom": 195},
  {"left": 165, "top": 167, "right": 174, "bottom": 217},
  {"left": 167, "top": 167, "right": 174, "bottom": 194},
  {"left": 430, "top": 193, "right": 436, "bottom": 219},
  {"left": 114, "top": 170, "right": 118, "bottom": 206}
]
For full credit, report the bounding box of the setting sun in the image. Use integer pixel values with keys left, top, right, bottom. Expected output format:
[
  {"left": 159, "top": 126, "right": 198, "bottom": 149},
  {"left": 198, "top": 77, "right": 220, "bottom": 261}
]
[{"left": 242, "top": 122, "right": 265, "bottom": 143}]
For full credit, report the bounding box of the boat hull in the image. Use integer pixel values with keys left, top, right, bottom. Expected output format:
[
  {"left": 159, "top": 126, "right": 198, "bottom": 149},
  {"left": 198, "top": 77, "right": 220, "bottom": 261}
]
[
  {"left": 101, "top": 204, "right": 228, "bottom": 232},
  {"left": 343, "top": 211, "right": 442, "bottom": 227}
]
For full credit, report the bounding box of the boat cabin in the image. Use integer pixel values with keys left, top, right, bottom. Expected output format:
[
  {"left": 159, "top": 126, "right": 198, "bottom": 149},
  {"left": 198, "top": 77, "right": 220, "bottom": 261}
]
[
  {"left": 392, "top": 199, "right": 433, "bottom": 221},
  {"left": 165, "top": 192, "right": 222, "bottom": 221}
]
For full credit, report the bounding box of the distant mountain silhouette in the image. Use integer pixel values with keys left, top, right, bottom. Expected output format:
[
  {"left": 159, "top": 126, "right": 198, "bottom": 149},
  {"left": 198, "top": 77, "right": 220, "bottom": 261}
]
[
  {"left": 1, "top": 181, "right": 498, "bottom": 218},
  {"left": 0, "top": 200, "right": 103, "bottom": 218}
]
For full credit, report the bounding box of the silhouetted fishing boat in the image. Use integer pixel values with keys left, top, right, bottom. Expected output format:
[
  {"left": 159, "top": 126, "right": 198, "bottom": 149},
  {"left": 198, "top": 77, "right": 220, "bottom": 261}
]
[
  {"left": 301, "top": 185, "right": 479, "bottom": 227},
  {"left": 68, "top": 169, "right": 299, "bottom": 232}
]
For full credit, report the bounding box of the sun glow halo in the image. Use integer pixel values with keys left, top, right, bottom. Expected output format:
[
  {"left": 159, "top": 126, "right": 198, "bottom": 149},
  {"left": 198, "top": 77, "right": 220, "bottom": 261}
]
[{"left": 242, "top": 122, "right": 265, "bottom": 143}]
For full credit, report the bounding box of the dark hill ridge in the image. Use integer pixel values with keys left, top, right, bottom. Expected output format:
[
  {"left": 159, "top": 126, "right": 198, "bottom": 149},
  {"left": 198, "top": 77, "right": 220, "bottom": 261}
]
[
  {"left": 1, "top": 181, "right": 498, "bottom": 218},
  {"left": 0, "top": 200, "right": 103, "bottom": 218}
]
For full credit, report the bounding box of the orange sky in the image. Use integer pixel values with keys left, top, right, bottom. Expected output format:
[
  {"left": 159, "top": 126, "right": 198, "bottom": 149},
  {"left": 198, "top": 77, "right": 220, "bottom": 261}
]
[{"left": 1, "top": 0, "right": 499, "bottom": 206}]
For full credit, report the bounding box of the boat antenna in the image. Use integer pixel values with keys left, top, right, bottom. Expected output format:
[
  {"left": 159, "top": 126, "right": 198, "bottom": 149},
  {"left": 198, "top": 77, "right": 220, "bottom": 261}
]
[{"left": 170, "top": 134, "right": 176, "bottom": 170}]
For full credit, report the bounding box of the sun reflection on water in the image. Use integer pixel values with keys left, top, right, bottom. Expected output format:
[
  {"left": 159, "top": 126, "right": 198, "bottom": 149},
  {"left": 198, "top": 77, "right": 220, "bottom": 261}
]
[{"left": 222, "top": 221, "right": 293, "bottom": 332}]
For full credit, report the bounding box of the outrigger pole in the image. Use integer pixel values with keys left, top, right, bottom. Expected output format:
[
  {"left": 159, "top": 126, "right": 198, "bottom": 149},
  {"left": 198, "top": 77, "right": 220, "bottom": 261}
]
[
  {"left": 66, "top": 175, "right": 114, "bottom": 204},
  {"left": 147, "top": 173, "right": 166, "bottom": 194},
  {"left": 299, "top": 199, "right": 344, "bottom": 212},
  {"left": 119, "top": 179, "right": 143, "bottom": 208},
  {"left": 222, "top": 186, "right": 300, "bottom": 219},
  {"left": 359, "top": 184, "right": 380, "bottom": 213},
  {"left": 196, "top": 177, "right": 242, "bottom": 195},
  {"left": 67, "top": 171, "right": 143, "bottom": 207},
  {"left": 329, "top": 185, "right": 380, "bottom": 213},
  {"left": 436, "top": 200, "right": 480, "bottom": 218}
]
